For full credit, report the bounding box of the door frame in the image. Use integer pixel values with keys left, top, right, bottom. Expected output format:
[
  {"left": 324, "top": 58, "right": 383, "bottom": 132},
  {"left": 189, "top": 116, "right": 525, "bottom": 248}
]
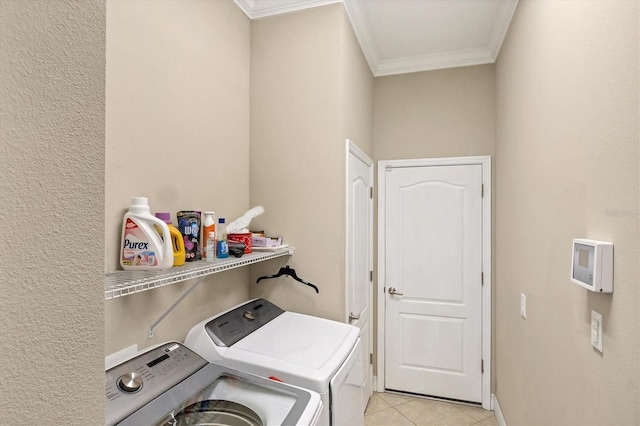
[
  {"left": 377, "top": 156, "right": 491, "bottom": 410},
  {"left": 345, "top": 139, "right": 373, "bottom": 322},
  {"left": 344, "top": 139, "right": 376, "bottom": 412}
]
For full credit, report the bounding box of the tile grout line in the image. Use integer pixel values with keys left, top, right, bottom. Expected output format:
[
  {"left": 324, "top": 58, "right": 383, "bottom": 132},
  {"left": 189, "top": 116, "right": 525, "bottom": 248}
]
[
  {"left": 388, "top": 398, "right": 418, "bottom": 423},
  {"left": 395, "top": 406, "right": 418, "bottom": 426},
  {"left": 393, "top": 399, "right": 479, "bottom": 426},
  {"left": 365, "top": 392, "right": 497, "bottom": 426},
  {"left": 451, "top": 401, "right": 497, "bottom": 423},
  {"left": 451, "top": 403, "right": 494, "bottom": 423},
  {"left": 364, "top": 395, "right": 416, "bottom": 425}
]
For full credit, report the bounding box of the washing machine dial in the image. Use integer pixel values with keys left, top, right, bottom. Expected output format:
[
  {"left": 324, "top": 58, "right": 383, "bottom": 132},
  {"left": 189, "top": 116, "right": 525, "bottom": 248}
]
[
  {"left": 243, "top": 310, "right": 255, "bottom": 320},
  {"left": 117, "top": 372, "right": 143, "bottom": 393}
]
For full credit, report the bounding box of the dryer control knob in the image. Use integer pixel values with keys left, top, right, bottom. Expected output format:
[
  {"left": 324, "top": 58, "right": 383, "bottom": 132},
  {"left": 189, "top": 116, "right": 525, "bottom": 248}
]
[
  {"left": 117, "top": 372, "right": 143, "bottom": 393},
  {"left": 243, "top": 310, "right": 255, "bottom": 320}
]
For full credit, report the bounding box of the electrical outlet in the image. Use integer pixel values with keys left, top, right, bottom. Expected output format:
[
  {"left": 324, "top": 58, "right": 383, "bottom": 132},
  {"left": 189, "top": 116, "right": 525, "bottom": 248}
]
[
  {"left": 520, "top": 293, "right": 527, "bottom": 319},
  {"left": 591, "top": 310, "right": 603, "bottom": 352}
]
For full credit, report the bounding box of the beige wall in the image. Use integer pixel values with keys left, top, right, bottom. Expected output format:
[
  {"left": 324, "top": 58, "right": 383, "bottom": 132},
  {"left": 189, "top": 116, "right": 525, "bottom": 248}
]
[
  {"left": 373, "top": 65, "right": 496, "bottom": 161},
  {"left": 249, "top": 3, "right": 373, "bottom": 321},
  {"left": 495, "top": 1, "right": 639, "bottom": 424},
  {"left": 0, "top": 0, "right": 105, "bottom": 423},
  {"left": 105, "top": 0, "right": 252, "bottom": 354}
]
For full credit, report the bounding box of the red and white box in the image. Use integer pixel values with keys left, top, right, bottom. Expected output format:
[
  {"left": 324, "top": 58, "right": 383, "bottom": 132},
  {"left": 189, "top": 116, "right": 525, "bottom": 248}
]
[{"left": 227, "top": 232, "right": 252, "bottom": 254}]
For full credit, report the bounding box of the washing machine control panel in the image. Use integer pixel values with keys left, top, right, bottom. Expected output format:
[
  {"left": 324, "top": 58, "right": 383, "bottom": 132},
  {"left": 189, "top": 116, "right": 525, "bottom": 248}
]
[
  {"left": 106, "top": 342, "right": 207, "bottom": 426},
  {"left": 205, "top": 298, "right": 284, "bottom": 347}
]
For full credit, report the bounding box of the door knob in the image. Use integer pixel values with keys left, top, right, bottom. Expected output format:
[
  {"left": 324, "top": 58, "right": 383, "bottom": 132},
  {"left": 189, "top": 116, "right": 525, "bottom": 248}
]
[
  {"left": 388, "top": 287, "right": 404, "bottom": 296},
  {"left": 349, "top": 312, "right": 360, "bottom": 322}
]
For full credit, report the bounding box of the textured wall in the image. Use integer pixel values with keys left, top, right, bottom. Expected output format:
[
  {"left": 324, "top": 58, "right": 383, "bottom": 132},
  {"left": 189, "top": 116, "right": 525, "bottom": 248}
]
[
  {"left": 495, "top": 1, "right": 639, "bottom": 424},
  {"left": 105, "top": 0, "right": 252, "bottom": 355},
  {"left": 0, "top": 0, "right": 105, "bottom": 423},
  {"left": 249, "top": 3, "right": 373, "bottom": 321}
]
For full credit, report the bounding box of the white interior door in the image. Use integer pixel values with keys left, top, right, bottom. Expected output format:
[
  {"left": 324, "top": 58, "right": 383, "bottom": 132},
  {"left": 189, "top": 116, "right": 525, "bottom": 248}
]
[
  {"left": 384, "top": 163, "right": 483, "bottom": 403},
  {"left": 347, "top": 140, "right": 373, "bottom": 412}
]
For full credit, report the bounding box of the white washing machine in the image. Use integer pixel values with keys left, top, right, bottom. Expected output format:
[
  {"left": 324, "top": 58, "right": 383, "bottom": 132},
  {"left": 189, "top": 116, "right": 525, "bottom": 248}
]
[
  {"left": 184, "top": 299, "right": 365, "bottom": 426},
  {"left": 106, "top": 341, "right": 323, "bottom": 425}
]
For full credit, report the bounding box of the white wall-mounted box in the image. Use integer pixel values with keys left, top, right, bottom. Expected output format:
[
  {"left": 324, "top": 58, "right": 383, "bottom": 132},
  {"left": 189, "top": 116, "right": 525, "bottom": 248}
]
[{"left": 571, "top": 239, "right": 613, "bottom": 293}]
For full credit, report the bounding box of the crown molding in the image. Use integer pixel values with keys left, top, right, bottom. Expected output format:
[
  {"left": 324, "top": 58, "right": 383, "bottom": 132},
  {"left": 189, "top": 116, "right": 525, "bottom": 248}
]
[
  {"left": 487, "top": 0, "right": 519, "bottom": 60},
  {"left": 232, "top": 0, "right": 252, "bottom": 18},
  {"left": 343, "top": 0, "right": 518, "bottom": 76},
  {"left": 375, "top": 48, "right": 495, "bottom": 77},
  {"left": 341, "top": 0, "right": 380, "bottom": 76},
  {"left": 233, "top": 0, "right": 341, "bottom": 19}
]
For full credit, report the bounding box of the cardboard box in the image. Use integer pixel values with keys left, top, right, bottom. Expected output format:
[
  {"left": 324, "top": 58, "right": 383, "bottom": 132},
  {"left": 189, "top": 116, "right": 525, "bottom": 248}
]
[{"left": 251, "top": 235, "right": 282, "bottom": 247}]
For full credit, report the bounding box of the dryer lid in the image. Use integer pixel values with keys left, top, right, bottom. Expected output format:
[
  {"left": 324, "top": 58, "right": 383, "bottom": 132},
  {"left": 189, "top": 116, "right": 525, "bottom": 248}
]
[{"left": 224, "top": 312, "right": 360, "bottom": 392}]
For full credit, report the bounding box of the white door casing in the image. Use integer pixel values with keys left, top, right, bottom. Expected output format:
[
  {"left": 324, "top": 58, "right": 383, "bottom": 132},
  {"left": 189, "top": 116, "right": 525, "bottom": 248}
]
[
  {"left": 377, "top": 156, "right": 491, "bottom": 409},
  {"left": 346, "top": 140, "right": 374, "bottom": 412}
]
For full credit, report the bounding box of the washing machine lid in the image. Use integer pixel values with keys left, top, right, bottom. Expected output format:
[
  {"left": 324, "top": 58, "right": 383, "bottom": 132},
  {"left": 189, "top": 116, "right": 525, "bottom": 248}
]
[
  {"left": 107, "top": 342, "right": 321, "bottom": 426},
  {"left": 223, "top": 311, "right": 360, "bottom": 393},
  {"left": 116, "top": 361, "right": 321, "bottom": 426}
]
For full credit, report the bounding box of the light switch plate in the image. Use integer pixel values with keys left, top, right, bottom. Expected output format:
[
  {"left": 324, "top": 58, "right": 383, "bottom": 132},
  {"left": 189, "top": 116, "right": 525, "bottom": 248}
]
[{"left": 591, "top": 310, "right": 603, "bottom": 352}]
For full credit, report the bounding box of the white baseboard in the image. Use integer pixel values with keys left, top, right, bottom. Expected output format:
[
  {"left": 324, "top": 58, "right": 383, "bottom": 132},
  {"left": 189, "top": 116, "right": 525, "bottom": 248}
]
[{"left": 492, "top": 394, "right": 506, "bottom": 426}]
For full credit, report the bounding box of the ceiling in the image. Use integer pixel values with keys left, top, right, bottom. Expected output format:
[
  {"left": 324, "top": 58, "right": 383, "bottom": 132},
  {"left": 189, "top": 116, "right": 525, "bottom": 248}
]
[{"left": 233, "top": 0, "right": 518, "bottom": 76}]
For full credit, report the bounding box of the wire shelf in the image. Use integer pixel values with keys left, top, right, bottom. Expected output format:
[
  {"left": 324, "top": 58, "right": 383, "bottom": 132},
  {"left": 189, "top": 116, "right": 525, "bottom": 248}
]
[{"left": 105, "top": 246, "right": 294, "bottom": 300}]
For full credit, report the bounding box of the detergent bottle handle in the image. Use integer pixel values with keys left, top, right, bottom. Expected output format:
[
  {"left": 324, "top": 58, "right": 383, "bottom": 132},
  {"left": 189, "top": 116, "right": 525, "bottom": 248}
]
[{"left": 146, "top": 215, "right": 172, "bottom": 262}]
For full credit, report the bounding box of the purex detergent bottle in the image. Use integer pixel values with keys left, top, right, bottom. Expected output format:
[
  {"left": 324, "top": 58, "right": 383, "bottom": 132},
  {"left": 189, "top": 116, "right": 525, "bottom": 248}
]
[{"left": 120, "top": 197, "right": 173, "bottom": 270}]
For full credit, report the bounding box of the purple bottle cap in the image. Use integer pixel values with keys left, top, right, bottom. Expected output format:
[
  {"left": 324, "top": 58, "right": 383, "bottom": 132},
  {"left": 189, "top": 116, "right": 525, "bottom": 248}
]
[{"left": 155, "top": 212, "right": 172, "bottom": 224}]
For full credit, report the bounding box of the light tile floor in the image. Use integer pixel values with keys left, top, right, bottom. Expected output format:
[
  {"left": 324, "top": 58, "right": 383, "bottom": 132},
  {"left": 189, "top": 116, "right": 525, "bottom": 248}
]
[{"left": 365, "top": 392, "right": 497, "bottom": 426}]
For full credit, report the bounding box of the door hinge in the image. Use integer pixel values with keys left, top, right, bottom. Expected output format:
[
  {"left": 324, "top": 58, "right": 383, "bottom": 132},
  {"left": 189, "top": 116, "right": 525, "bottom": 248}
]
[
  {"left": 481, "top": 272, "right": 484, "bottom": 286},
  {"left": 370, "top": 353, "right": 373, "bottom": 365},
  {"left": 370, "top": 270, "right": 373, "bottom": 282},
  {"left": 370, "top": 187, "right": 373, "bottom": 198},
  {"left": 481, "top": 359, "right": 484, "bottom": 373},
  {"left": 481, "top": 184, "right": 484, "bottom": 197}
]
